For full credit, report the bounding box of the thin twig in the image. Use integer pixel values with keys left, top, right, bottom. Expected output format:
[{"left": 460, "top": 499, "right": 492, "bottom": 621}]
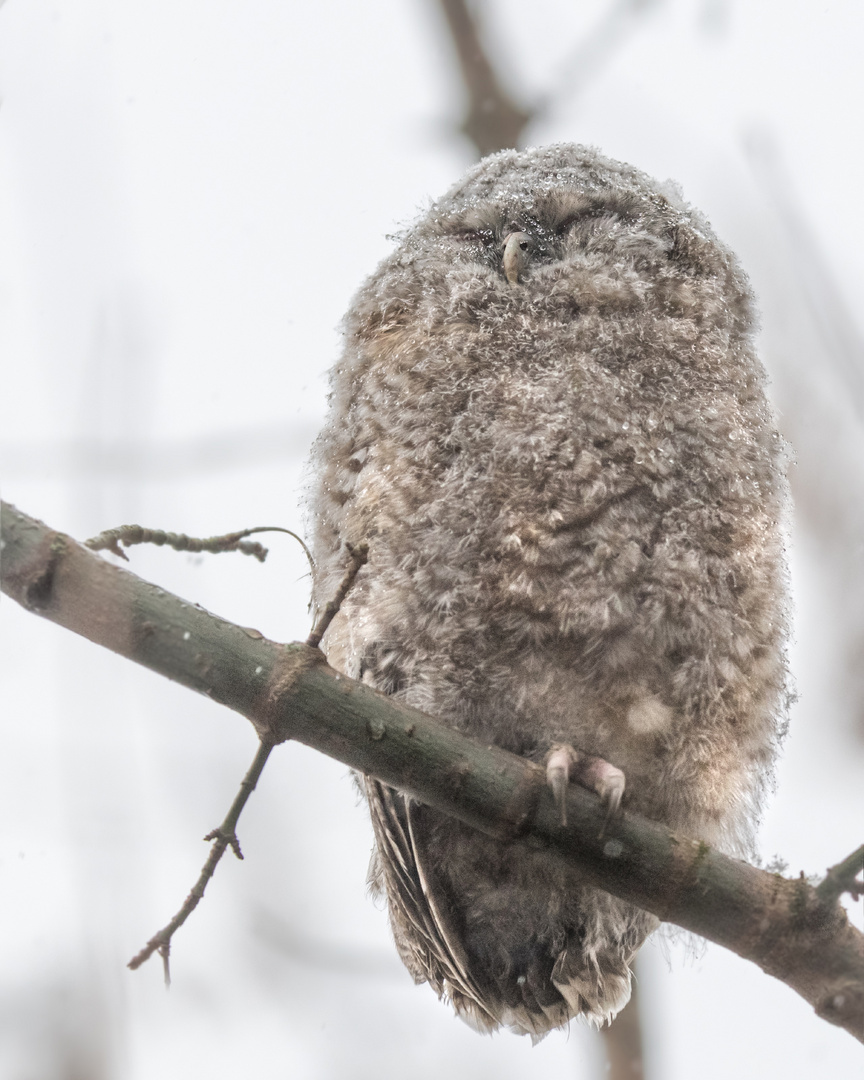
[
  {"left": 127, "top": 737, "right": 275, "bottom": 980},
  {"left": 85, "top": 523, "right": 313, "bottom": 571},
  {"left": 126, "top": 538, "right": 365, "bottom": 976},
  {"left": 816, "top": 844, "right": 864, "bottom": 907},
  {"left": 306, "top": 542, "right": 369, "bottom": 649}
]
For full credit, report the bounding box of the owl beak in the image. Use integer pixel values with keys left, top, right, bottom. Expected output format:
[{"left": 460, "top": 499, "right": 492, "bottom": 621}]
[{"left": 502, "top": 231, "right": 532, "bottom": 285}]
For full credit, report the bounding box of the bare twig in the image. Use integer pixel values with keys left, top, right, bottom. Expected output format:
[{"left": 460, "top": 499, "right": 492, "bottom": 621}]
[
  {"left": 306, "top": 542, "right": 369, "bottom": 648},
  {"left": 816, "top": 845, "right": 864, "bottom": 907},
  {"left": 85, "top": 523, "right": 313, "bottom": 571},
  {"left": 126, "top": 534, "right": 364, "bottom": 973},
  {"left": 3, "top": 501, "right": 864, "bottom": 1042},
  {"left": 127, "top": 737, "right": 276, "bottom": 979}
]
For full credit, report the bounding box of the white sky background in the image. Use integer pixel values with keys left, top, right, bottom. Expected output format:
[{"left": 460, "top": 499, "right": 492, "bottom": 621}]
[{"left": 1, "top": 0, "right": 863, "bottom": 1077}]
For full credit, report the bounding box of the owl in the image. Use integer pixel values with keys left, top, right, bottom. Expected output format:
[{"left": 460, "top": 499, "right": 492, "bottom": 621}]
[{"left": 308, "top": 144, "right": 789, "bottom": 1037}]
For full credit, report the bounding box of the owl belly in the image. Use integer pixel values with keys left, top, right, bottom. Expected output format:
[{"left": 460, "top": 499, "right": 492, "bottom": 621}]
[
  {"left": 326, "top": 364, "right": 781, "bottom": 1033},
  {"left": 346, "top": 409, "right": 779, "bottom": 845}
]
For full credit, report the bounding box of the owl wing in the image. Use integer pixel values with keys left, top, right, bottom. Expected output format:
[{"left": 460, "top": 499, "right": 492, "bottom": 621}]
[{"left": 365, "top": 778, "right": 500, "bottom": 1031}]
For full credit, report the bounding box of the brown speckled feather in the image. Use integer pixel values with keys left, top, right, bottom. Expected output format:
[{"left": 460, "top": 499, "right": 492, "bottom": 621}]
[{"left": 308, "top": 144, "right": 790, "bottom": 1036}]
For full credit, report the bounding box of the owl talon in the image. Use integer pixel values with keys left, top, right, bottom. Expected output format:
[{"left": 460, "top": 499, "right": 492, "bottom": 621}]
[
  {"left": 596, "top": 772, "right": 625, "bottom": 837},
  {"left": 545, "top": 745, "right": 625, "bottom": 831},
  {"left": 546, "top": 746, "right": 577, "bottom": 826}
]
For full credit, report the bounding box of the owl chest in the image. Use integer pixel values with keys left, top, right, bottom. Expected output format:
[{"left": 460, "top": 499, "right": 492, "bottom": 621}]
[{"left": 353, "top": 363, "right": 656, "bottom": 557}]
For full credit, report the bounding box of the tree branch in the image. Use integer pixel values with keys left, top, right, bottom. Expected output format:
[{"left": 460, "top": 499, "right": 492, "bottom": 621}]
[
  {"left": 2, "top": 500, "right": 863, "bottom": 1043},
  {"left": 816, "top": 846, "right": 864, "bottom": 907}
]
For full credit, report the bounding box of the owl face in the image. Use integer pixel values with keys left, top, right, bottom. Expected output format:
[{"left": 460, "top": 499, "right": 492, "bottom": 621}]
[
  {"left": 345, "top": 145, "right": 754, "bottom": 385},
  {"left": 425, "top": 182, "right": 670, "bottom": 284},
  {"left": 391, "top": 144, "right": 739, "bottom": 303}
]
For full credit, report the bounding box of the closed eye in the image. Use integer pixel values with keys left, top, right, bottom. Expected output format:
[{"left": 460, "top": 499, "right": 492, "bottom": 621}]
[
  {"left": 555, "top": 214, "right": 581, "bottom": 235},
  {"left": 452, "top": 228, "right": 496, "bottom": 246}
]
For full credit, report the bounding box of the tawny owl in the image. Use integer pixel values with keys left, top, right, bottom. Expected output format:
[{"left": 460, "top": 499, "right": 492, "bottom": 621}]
[{"left": 308, "top": 144, "right": 789, "bottom": 1037}]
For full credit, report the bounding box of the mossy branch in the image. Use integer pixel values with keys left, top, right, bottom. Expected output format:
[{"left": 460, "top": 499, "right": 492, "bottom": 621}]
[{"left": 2, "top": 500, "right": 862, "bottom": 1043}]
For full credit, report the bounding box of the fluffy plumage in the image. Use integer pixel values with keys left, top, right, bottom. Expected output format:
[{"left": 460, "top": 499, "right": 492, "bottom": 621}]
[{"left": 308, "top": 144, "right": 789, "bottom": 1036}]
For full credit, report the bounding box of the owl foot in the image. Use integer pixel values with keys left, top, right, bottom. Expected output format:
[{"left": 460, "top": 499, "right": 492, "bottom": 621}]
[{"left": 545, "top": 744, "right": 625, "bottom": 832}]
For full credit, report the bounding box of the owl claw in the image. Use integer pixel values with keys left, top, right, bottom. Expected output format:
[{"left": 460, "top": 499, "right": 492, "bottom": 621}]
[
  {"left": 546, "top": 747, "right": 575, "bottom": 826},
  {"left": 596, "top": 772, "right": 625, "bottom": 838},
  {"left": 545, "top": 745, "right": 626, "bottom": 832}
]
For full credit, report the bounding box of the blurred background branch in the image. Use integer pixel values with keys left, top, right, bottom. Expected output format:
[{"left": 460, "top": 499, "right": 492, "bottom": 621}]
[
  {"left": 432, "top": 0, "right": 662, "bottom": 159},
  {"left": 743, "top": 128, "right": 864, "bottom": 738},
  {"left": 434, "top": 0, "right": 534, "bottom": 156},
  {"left": 0, "top": 421, "right": 318, "bottom": 480}
]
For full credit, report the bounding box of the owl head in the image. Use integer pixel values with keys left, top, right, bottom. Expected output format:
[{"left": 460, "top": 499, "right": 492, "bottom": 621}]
[{"left": 343, "top": 144, "right": 756, "bottom": 358}]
